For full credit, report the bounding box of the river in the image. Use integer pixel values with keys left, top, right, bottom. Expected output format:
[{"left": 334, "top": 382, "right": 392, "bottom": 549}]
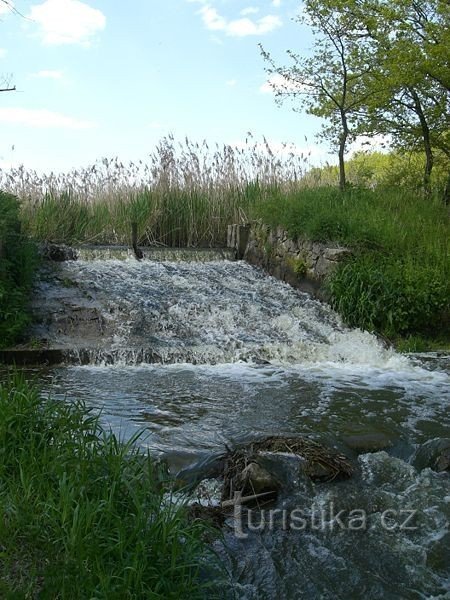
[{"left": 31, "top": 254, "right": 449, "bottom": 599}]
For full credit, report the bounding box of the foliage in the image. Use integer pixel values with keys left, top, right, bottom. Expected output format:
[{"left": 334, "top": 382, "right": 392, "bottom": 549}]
[
  {"left": 356, "top": 0, "right": 450, "bottom": 191},
  {"left": 254, "top": 185, "right": 449, "bottom": 340},
  {"left": 0, "top": 191, "right": 37, "bottom": 347},
  {"left": 260, "top": 0, "right": 378, "bottom": 190},
  {"left": 327, "top": 254, "right": 449, "bottom": 337},
  {"left": 304, "top": 150, "right": 450, "bottom": 192},
  {"left": 261, "top": 0, "right": 450, "bottom": 197},
  {"left": 0, "top": 375, "right": 220, "bottom": 599}
]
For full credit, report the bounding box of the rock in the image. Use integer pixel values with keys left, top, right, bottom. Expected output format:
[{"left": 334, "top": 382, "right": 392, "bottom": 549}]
[
  {"left": 238, "top": 462, "right": 280, "bottom": 495},
  {"left": 435, "top": 448, "right": 450, "bottom": 472},
  {"left": 343, "top": 433, "right": 394, "bottom": 454},
  {"left": 412, "top": 438, "right": 450, "bottom": 473}
]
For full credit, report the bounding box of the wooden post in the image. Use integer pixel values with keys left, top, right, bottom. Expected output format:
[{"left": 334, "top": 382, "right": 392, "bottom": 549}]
[{"left": 131, "top": 222, "right": 143, "bottom": 260}]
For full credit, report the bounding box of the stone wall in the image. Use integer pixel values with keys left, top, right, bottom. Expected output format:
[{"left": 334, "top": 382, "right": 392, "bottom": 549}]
[{"left": 228, "top": 223, "right": 351, "bottom": 299}]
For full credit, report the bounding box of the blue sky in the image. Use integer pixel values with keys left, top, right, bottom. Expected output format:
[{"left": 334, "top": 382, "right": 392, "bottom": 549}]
[{"left": 0, "top": 0, "right": 331, "bottom": 173}]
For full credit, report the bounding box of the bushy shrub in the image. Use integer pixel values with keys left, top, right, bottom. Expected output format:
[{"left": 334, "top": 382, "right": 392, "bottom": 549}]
[{"left": 0, "top": 191, "right": 37, "bottom": 347}]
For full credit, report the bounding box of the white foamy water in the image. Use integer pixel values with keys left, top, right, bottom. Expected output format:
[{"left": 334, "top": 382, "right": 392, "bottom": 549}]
[{"left": 33, "top": 258, "right": 448, "bottom": 376}]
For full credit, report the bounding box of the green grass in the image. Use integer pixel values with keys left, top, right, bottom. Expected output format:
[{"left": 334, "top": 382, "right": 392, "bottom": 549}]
[
  {"left": 254, "top": 186, "right": 449, "bottom": 342},
  {"left": 0, "top": 192, "right": 38, "bottom": 348},
  {"left": 0, "top": 375, "right": 220, "bottom": 599}
]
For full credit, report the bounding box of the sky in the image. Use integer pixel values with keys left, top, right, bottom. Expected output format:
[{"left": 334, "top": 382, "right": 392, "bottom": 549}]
[{"left": 0, "top": 0, "right": 333, "bottom": 173}]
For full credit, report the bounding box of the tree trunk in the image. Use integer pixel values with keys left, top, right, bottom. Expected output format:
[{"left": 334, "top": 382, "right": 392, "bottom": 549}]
[
  {"left": 338, "top": 110, "right": 349, "bottom": 192},
  {"left": 409, "top": 88, "right": 434, "bottom": 195}
]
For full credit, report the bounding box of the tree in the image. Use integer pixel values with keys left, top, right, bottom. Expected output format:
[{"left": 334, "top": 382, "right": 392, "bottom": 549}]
[
  {"left": 356, "top": 0, "right": 450, "bottom": 195},
  {"left": 261, "top": 0, "right": 449, "bottom": 198},
  {"left": 260, "top": 0, "right": 379, "bottom": 190}
]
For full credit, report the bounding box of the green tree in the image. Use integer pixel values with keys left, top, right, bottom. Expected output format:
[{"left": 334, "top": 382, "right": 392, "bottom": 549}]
[
  {"left": 260, "top": 0, "right": 378, "bottom": 191},
  {"left": 357, "top": 0, "right": 450, "bottom": 196}
]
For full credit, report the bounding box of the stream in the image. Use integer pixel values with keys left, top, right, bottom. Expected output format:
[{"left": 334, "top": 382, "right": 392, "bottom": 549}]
[{"left": 29, "top": 252, "right": 449, "bottom": 599}]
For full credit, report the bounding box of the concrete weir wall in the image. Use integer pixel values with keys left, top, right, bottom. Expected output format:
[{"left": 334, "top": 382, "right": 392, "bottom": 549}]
[{"left": 228, "top": 223, "right": 351, "bottom": 299}]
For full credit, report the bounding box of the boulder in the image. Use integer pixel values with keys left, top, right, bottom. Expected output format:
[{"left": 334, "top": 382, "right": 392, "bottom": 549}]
[
  {"left": 412, "top": 438, "right": 450, "bottom": 473},
  {"left": 238, "top": 462, "right": 280, "bottom": 495}
]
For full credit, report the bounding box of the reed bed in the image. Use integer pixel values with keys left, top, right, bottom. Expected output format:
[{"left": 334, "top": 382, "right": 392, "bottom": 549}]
[{"left": 0, "top": 135, "right": 310, "bottom": 247}]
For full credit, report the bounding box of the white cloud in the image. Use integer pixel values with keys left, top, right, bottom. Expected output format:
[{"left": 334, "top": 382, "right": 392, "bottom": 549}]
[
  {"left": 0, "top": 107, "right": 96, "bottom": 129},
  {"left": 199, "top": 5, "right": 281, "bottom": 37},
  {"left": 260, "top": 73, "right": 307, "bottom": 94},
  {"left": 240, "top": 7, "right": 259, "bottom": 16},
  {"left": 32, "top": 69, "right": 64, "bottom": 79},
  {"left": 0, "top": 1, "right": 13, "bottom": 15},
  {"left": 272, "top": 0, "right": 281, "bottom": 7},
  {"left": 226, "top": 79, "right": 237, "bottom": 87},
  {"left": 0, "top": 48, "right": 7, "bottom": 58},
  {"left": 28, "top": 0, "right": 106, "bottom": 46}
]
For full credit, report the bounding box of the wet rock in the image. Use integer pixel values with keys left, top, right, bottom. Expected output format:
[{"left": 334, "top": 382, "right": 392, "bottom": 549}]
[
  {"left": 412, "top": 438, "right": 450, "bottom": 473},
  {"left": 40, "top": 243, "right": 78, "bottom": 262},
  {"left": 238, "top": 462, "right": 280, "bottom": 495},
  {"left": 343, "top": 433, "right": 394, "bottom": 454},
  {"left": 222, "top": 436, "right": 353, "bottom": 505},
  {"left": 435, "top": 448, "right": 450, "bottom": 472}
]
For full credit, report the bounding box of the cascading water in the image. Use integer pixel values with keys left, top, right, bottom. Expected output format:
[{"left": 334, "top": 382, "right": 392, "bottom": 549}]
[
  {"left": 32, "top": 252, "right": 449, "bottom": 599},
  {"left": 33, "top": 256, "right": 413, "bottom": 368}
]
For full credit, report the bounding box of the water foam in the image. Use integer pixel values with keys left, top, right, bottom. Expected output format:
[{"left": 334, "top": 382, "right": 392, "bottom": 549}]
[{"left": 35, "top": 258, "right": 448, "bottom": 378}]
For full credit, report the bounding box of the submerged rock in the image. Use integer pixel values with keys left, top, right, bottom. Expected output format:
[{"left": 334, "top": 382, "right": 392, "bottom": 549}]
[{"left": 343, "top": 433, "right": 394, "bottom": 454}]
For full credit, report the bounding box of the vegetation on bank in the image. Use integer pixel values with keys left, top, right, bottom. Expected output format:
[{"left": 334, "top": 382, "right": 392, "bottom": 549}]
[
  {"left": 0, "top": 191, "right": 37, "bottom": 348},
  {"left": 2, "top": 138, "right": 302, "bottom": 248},
  {"left": 255, "top": 185, "right": 449, "bottom": 346},
  {"left": 0, "top": 375, "right": 217, "bottom": 599}
]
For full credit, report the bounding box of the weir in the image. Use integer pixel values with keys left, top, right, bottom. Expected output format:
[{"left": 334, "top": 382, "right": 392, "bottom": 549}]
[{"left": 27, "top": 252, "right": 407, "bottom": 368}]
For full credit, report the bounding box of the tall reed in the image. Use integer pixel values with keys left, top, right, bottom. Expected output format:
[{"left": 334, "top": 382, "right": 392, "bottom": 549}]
[{"left": 1, "top": 135, "right": 310, "bottom": 247}]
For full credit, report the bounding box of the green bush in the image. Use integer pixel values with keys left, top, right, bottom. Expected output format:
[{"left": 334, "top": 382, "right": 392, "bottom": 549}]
[
  {"left": 0, "top": 191, "right": 38, "bottom": 347},
  {"left": 0, "top": 376, "right": 219, "bottom": 598},
  {"left": 327, "top": 254, "right": 449, "bottom": 338}
]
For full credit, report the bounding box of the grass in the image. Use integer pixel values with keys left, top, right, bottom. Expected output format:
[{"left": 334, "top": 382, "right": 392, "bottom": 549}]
[
  {"left": 0, "top": 375, "right": 220, "bottom": 599},
  {"left": 254, "top": 186, "right": 449, "bottom": 343},
  {"left": 0, "top": 192, "right": 38, "bottom": 348},
  {"left": 5, "top": 137, "right": 308, "bottom": 248}
]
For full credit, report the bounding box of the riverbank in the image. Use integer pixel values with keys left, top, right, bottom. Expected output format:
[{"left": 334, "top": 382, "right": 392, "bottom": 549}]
[
  {"left": 253, "top": 186, "right": 449, "bottom": 351},
  {"left": 2, "top": 178, "right": 449, "bottom": 352},
  {"left": 0, "top": 375, "right": 217, "bottom": 598}
]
